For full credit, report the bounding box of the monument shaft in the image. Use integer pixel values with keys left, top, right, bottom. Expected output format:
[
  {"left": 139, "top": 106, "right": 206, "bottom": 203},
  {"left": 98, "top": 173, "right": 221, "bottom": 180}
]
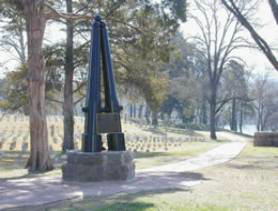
[{"left": 82, "top": 16, "right": 125, "bottom": 152}]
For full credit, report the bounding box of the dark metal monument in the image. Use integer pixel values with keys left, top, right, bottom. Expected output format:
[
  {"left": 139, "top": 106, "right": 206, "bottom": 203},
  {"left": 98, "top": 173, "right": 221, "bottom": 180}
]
[
  {"left": 82, "top": 15, "right": 126, "bottom": 153},
  {"left": 63, "top": 16, "right": 134, "bottom": 182}
]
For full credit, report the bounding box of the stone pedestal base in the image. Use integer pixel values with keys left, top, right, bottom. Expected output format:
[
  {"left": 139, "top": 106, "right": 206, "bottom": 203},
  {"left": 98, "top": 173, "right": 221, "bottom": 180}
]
[
  {"left": 254, "top": 132, "right": 278, "bottom": 147},
  {"left": 62, "top": 151, "right": 135, "bottom": 182}
]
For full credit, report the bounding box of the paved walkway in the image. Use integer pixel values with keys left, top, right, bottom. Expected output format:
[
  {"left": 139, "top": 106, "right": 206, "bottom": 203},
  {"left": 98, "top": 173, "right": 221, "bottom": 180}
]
[{"left": 0, "top": 142, "right": 245, "bottom": 210}]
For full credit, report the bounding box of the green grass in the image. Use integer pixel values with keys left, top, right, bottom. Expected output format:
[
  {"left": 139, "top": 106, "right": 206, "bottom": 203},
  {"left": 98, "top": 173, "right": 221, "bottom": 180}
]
[
  {"left": 161, "top": 126, "right": 200, "bottom": 136},
  {"left": 48, "top": 143, "right": 278, "bottom": 211},
  {"left": 0, "top": 142, "right": 220, "bottom": 178},
  {"left": 134, "top": 142, "right": 220, "bottom": 169},
  {"left": 241, "top": 144, "right": 278, "bottom": 157},
  {"left": 92, "top": 202, "right": 228, "bottom": 211},
  {"left": 49, "top": 190, "right": 230, "bottom": 211},
  {"left": 0, "top": 151, "right": 64, "bottom": 179},
  {"left": 0, "top": 151, "right": 29, "bottom": 178},
  {"left": 134, "top": 142, "right": 219, "bottom": 159}
]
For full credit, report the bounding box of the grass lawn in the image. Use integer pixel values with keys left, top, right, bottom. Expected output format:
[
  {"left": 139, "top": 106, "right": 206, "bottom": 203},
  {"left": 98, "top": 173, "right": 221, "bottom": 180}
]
[
  {"left": 50, "top": 144, "right": 278, "bottom": 211},
  {"left": 0, "top": 151, "right": 66, "bottom": 179},
  {"left": 134, "top": 142, "right": 220, "bottom": 169},
  {"left": 0, "top": 141, "right": 220, "bottom": 179},
  {"left": 0, "top": 151, "right": 29, "bottom": 178}
]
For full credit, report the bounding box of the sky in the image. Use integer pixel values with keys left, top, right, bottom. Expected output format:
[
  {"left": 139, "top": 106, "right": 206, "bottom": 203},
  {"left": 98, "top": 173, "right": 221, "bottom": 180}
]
[
  {"left": 0, "top": 1, "right": 278, "bottom": 79},
  {"left": 180, "top": 0, "right": 278, "bottom": 79}
]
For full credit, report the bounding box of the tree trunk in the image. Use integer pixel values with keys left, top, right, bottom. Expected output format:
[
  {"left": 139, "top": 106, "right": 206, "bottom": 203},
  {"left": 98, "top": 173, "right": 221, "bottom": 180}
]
[
  {"left": 63, "top": 0, "right": 74, "bottom": 151},
  {"left": 209, "top": 84, "right": 217, "bottom": 140},
  {"left": 145, "top": 105, "right": 151, "bottom": 124},
  {"left": 257, "top": 103, "right": 264, "bottom": 131},
  {"left": 239, "top": 102, "right": 244, "bottom": 133},
  {"left": 24, "top": 1, "right": 53, "bottom": 172},
  {"left": 260, "top": 104, "right": 266, "bottom": 131},
  {"left": 160, "top": 112, "right": 165, "bottom": 121},
  {"left": 152, "top": 111, "right": 158, "bottom": 126},
  {"left": 231, "top": 97, "right": 237, "bottom": 131},
  {"left": 201, "top": 98, "right": 207, "bottom": 125},
  {"left": 133, "top": 104, "right": 137, "bottom": 118},
  {"left": 129, "top": 104, "right": 133, "bottom": 118},
  {"left": 138, "top": 104, "right": 144, "bottom": 119}
]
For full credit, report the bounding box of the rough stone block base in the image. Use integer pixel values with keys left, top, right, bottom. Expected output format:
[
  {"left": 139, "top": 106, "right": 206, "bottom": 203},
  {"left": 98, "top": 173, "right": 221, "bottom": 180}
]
[
  {"left": 254, "top": 132, "right": 278, "bottom": 147},
  {"left": 62, "top": 151, "right": 135, "bottom": 182}
]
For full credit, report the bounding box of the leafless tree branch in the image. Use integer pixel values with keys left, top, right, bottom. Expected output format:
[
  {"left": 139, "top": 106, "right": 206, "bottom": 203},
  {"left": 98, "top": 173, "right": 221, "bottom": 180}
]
[{"left": 221, "top": 0, "right": 278, "bottom": 71}]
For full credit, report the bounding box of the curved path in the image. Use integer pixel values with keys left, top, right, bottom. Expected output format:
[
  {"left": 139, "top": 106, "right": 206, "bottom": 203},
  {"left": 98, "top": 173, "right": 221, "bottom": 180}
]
[{"left": 0, "top": 142, "right": 245, "bottom": 210}]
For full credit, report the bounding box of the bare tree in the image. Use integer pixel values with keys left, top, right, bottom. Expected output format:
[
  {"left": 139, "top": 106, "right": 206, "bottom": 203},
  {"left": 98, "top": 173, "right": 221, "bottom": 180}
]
[
  {"left": 222, "top": 60, "right": 252, "bottom": 132},
  {"left": 221, "top": 0, "right": 278, "bottom": 71},
  {"left": 191, "top": 0, "right": 246, "bottom": 139},
  {"left": 253, "top": 74, "right": 268, "bottom": 131},
  {"left": 0, "top": 13, "right": 26, "bottom": 65},
  {"left": 251, "top": 73, "right": 278, "bottom": 131}
]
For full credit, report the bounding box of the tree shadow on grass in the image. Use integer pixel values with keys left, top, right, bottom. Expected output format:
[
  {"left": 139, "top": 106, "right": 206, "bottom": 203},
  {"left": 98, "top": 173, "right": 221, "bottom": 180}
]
[
  {"left": 0, "top": 150, "right": 66, "bottom": 181},
  {"left": 87, "top": 201, "right": 156, "bottom": 211},
  {"left": 46, "top": 172, "right": 209, "bottom": 210},
  {"left": 0, "top": 170, "right": 58, "bottom": 182},
  {"left": 0, "top": 168, "right": 210, "bottom": 211},
  {"left": 226, "top": 157, "right": 278, "bottom": 170},
  {"left": 53, "top": 188, "right": 188, "bottom": 211},
  {"left": 134, "top": 151, "right": 177, "bottom": 159},
  {"left": 142, "top": 127, "right": 167, "bottom": 135}
]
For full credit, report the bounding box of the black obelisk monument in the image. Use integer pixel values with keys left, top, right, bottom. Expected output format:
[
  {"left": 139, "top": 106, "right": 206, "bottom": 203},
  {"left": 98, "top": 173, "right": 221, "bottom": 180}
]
[
  {"left": 63, "top": 16, "right": 135, "bottom": 182},
  {"left": 82, "top": 15, "right": 126, "bottom": 152}
]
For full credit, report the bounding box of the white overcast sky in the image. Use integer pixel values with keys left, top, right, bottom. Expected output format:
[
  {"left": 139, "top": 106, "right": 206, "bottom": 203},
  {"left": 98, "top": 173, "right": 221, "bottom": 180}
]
[{"left": 0, "top": 1, "right": 278, "bottom": 79}]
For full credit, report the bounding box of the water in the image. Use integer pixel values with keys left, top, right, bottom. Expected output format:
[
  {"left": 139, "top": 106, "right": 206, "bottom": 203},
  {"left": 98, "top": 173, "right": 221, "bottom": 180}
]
[
  {"left": 224, "top": 124, "right": 257, "bottom": 136},
  {"left": 241, "top": 124, "right": 257, "bottom": 136}
]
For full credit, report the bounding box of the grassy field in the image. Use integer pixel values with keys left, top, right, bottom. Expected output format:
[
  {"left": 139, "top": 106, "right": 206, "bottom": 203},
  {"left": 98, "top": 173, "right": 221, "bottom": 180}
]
[
  {"left": 0, "top": 114, "right": 222, "bottom": 179},
  {"left": 134, "top": 142, "right": 220, "bottom": 169},
  {"left": 0, "top": 141, "right": 220, "bottom": 179},
  {"left": 50, "top": 144, "right": 278, "bottom": 211}
]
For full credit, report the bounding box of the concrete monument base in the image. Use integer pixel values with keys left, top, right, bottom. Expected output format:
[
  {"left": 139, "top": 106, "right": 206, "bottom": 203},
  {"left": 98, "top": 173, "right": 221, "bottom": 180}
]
[
  {"left": 254, "top": 132, "right": 278, "bottom": 147},
  {"left": 62, "top": 151, "right": 135, "bottom": 182}
]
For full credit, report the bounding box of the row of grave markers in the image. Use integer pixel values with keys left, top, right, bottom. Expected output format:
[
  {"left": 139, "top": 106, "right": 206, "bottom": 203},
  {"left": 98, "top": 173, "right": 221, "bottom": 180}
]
[{"left": 0, "top": 114, "right": 208, "bottom": 152}]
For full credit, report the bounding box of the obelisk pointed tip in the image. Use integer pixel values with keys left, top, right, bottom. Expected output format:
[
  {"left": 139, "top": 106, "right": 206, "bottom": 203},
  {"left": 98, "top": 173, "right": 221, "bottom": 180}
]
[{"left": 95, "top": 15, "right": 102, "bottom": 22}]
